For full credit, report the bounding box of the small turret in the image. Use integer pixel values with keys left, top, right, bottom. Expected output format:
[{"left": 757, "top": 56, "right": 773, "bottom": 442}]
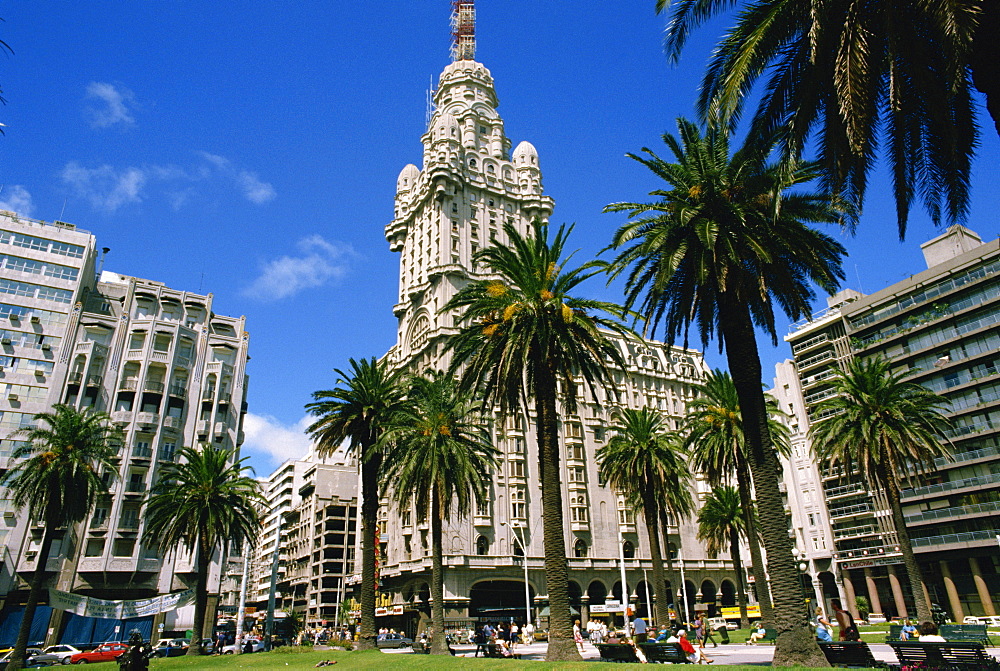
[{"left": 396, "top": 164, "right": 420, "bottom": 194}]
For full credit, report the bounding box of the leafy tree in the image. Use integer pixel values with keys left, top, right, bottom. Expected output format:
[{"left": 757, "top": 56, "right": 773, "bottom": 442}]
[
  {"left": 810, "top": 356, "right": 952, "bottom": 622},
  {"left": 696, "top": 486, "right": 753, "bottom": 626},
  {"left": 683, "top": 369, "right": 790, "bottom": 625},
  {"left": 305, "top": 357, "right": 407, "bottom": 650},
  {"left": 656, "top": 0, "right": 997, "bottom": 235},
  {"left": 603, "top": 118, "right": 847, "bottom": 666},
  {"left": 380, "top": 371, "right": 498, "bottom": 655},
  {"left": 445, "top": 219, "right": 629, "bottom": 661},
  {"left": 1, "top": 405, "right": 122, "bottom": 671},
  {"left": 597, "top": 407, "right": 691, "bottom": 627},
  {"left": 142, "top": 445, "right": 263, "bottom": 656}
]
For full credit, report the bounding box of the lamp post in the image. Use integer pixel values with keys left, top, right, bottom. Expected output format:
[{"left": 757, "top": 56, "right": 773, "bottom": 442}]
[{"left": 501, "top": 521, "right": 532, "bottom": 628}]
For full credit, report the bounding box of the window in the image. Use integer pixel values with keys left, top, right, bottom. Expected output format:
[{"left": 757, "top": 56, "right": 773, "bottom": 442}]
[
  {"left": 113, "top": 538, "right": 136, "bottom": 557},
  {"left": 568, "top": 444, "right": 584, "bottom": 460},
  {"left": 568, "top": 466, "right": 585, "bottom": 483},
  {"left": 511, "top": 487, "right": 526, "bottom": 519},
  {"left": 401, "top": 510, "right": 411, "bottom": 529},
  {"left": 574, "top": 538, "right": 588, "bottom": 558},
  {"left": 476, "top": 535, "right": 489, "bottom": 555},
  {"left": 85, "top": 539, "right": 105, "bottom": 557},
  {"left": 566, "top": 423, "right": 583, "bottom": 438},
  {"left": 476, "top": 499, "right": 491, "bottom": 517},
  {"left": 622, "top": 540, "right": 635, "bottom": 559},
  {"left": 509, "top": 460, "right": 525, "bottom": 478}
]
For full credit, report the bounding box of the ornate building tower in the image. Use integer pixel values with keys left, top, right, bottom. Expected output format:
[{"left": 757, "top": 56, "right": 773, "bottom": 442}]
[{"left": 378, "top": 2, "right": 736, "bottom": 635}]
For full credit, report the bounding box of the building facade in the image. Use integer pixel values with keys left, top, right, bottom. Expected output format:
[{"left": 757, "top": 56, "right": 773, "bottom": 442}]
[
  {"left": 374, "top": 8, "right": 738, "bottom": 636},
  {"left": 784, "top": 225, "right": 1000, "bottom": 621},
  {"left": 0, "top": 210, "right": 251, "bottom": 645}
]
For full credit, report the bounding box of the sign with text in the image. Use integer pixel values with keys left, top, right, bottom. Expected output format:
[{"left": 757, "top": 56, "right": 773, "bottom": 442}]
[{"left": 48, "top": 588, "right": 194, "bottom": 619}]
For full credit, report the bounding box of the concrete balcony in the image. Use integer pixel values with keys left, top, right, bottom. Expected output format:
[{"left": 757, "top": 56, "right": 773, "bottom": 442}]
[
  {"left": 136, "top": 412, "right": 159, "bottom": 427},
  {"left": 111, "top": 410, "right": 133, "bottom": 424},
  {"left": 162, "top": 415, "right": 183, "bottom": 431}
]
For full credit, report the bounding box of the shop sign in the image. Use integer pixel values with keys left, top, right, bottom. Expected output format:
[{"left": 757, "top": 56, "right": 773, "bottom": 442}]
[{"left": 840, "top": 555, "right": 903, "bottom": 570}]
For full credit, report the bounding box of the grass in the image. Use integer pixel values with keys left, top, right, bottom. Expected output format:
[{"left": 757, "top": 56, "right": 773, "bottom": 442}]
[{"left": 140, "top": 646, "right": 838, "bottom": 670}]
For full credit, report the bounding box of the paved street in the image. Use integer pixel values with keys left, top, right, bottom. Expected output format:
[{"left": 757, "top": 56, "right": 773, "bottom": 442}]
[{"left": 384, "top": 641, "right": 1000, "bottom": 665}]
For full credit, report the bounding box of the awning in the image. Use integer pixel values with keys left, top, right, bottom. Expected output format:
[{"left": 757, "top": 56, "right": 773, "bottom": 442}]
[{"left": 537, "top": 606, "right": 580, "bottom": 617}]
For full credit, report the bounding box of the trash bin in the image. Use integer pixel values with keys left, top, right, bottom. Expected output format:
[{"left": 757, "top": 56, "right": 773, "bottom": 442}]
[{"left": 715, "top": 626, "right": 730, "bottom": 644}]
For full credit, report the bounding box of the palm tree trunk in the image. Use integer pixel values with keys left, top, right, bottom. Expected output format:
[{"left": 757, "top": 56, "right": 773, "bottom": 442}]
[
  {"left": 186, "top": 539, "right": 211, "bottom": 656},
  {"left": 535, "top": 358, "right": 579, "bottom": 661},
  {"left": 720, "top": 303, "right": 825, "bottom": 667},
  {"left": 7, "top": 527, "right": 55, "bottom": 671},
  {"left": 641, "top": 489, "right": 670, "bottom": 627},
  {"left": 357, "top": 451, "right": 381, "bottom": 651},
  {"left": 736, "top": 457, "right": 771, "bottom": 620},
  {"left": 879, "top": 466, "right": 931, "bottom": 622},
  {"left": 729, "top": 526, "right": 750, "bottom": 630},
  {"left": 658, "top": 507, "right": 681, "bottom": 622},
  {"left": 429, "top": 488, "right": 448, "bottom": 655}
]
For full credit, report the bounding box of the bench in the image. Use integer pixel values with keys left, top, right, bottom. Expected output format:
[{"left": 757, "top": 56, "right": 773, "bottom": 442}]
[
  {"left": 484, "top": 643, "right": 521, "bottom": 659},
  {"left": 889, "top": 640, "right": 1000, "bottom": 670},
  {"left": 818, "top": 641, "right": 888, "bottom": 668},
  {"left": 941, "top": 624, "right": 993, "bottom": 645},
  {"left": 745, "top": 628, "right": 777, "bottom": 644},
  {"left": 595, "top": 643, "right": 640, "bottom": 663},
  {"left": 638, "top": 642, "right": 689, "bottom": 664}
]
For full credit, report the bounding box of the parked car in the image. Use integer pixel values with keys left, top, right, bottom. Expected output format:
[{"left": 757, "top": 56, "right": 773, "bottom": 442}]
[
  {"left": 151, "top": 638, "right": 189, "bottom": 658},
  {"left": 69, "top": 642, "right": 129, "bottom": 664},
  {"left": 866, "top": 613, "right": 887, "bottom": 624},
  {"left": 375, "top": 633, "right": 413, "bottom": 649},
  {"left": 707, "top": 617, "right": 738, "bottom": 631},
  {"left": 26, "top": 644, "right": 80, "bottom": 665},
  {"left": 221, "top": 638, "right": 264, "bottom": 654},
  {"left": 0, "top": 647, "right": 43, "bottom": 669},
  {"left": 964, "top": 615, "right": 982, "bottom": 624}
]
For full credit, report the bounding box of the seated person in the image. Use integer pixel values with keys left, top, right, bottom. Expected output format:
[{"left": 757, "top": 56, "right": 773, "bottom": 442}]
[
  {"left": 677, "top": 630, "right": 712, "bottom": 664},
  {"left": 900, "top": 620, "right": 917, "bottom": 641},
  {"left": 654, "top": 626, "right": 671, "bottom": 642},
  {"left": 917, "top": 620, "right": 946, "bottom": 642},
  {"left": 749, "top": 624, "right": 767, "bottom": 644}
]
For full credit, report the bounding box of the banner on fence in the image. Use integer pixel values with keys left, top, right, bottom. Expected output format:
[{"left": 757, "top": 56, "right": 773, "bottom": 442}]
[{"left": 48, "top": 589, "right": 194, "bottom": 619}]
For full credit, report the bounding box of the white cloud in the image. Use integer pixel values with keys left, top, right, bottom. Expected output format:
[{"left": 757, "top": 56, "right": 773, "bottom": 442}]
[
  {"left": 196, "top": 151, "right": 276, "bottom": 204},
  {"left": 243, "top": 235, "right": 354, "bottom": 301},
  {"left": 0, "top": 185, "right": 35, "bottom": 217},
  {"left": 61, "top": 162, "right": 146, "bottom": 212},
  {"left": 85, "top": 82, "right": 137, "bottom": 128},
  {"left": 60, "top": 152, "right": 275, "bottom": 213},
  {"left": 241, "top": 413, "right": 314, "bottom": 465}
]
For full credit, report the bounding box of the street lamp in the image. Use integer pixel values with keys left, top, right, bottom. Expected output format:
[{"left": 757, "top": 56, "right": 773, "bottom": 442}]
[{"left": 501, "top": 521, "right": 532, "bottom": 628}]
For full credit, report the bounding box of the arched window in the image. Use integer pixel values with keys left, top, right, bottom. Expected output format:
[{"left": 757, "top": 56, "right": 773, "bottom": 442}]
[
  {"left": 469, "top": 158, "right": 478, "bottom": 170},
  {"left": 476, "top": 535, "right": 489, "bottom": 556},
  {"left": 574, "top": 538, "right": 588, "bottom": 558},
  {"left": 622, "top": 540, "right": 635, "bottom": 559}
]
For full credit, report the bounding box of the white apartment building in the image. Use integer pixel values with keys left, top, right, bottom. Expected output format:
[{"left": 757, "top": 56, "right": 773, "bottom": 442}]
[{"left": 0, "top": 210, "right": 251, "bottom": 646}]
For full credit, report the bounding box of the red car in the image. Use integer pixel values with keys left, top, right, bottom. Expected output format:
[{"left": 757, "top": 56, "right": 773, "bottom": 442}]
[{"left": 69, "top": 642, "right": 129, "bottom": 664}]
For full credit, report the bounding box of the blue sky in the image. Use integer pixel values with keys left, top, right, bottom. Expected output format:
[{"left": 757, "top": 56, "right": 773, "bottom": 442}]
[{"left": 2, "top": 2, "right": 999, "bottom": 475}]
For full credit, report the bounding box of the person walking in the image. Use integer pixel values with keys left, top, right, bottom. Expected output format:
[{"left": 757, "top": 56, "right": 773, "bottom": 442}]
[
  {"left": 831, "top": 599, "right": 860, "bottom": 641},
  {"left": 632, "top": 615, "right": 648, "bottom": 643},
  {"left": 814, "top": 607, "right": 833, "bottom": 642}
]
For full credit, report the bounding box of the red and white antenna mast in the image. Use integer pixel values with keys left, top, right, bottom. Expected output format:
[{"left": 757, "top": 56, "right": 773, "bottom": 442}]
[{"left": 451, "top": 1, "right": 476, "bottom": 61}]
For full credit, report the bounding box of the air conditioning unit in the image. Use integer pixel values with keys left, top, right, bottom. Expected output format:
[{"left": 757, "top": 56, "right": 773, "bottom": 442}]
[
  {"left": 8, "top": 313, "right": 18, "bottom": 321},
  {"left": 34, "top": 370, "right": 45, "bottom": 377},
  {"left": 7, "top": 393, "right": 18, "bottom": 401},
  {"left": 2, "top": 509, "right": 14, "bottom": 518},
  {"left": 30, "top": 315, "right": 40, "bottom": 323},
  {"left": 1, "top": 337, "right": 10, "bottom": 345},
  {"left": 41, "top": 343, "right": 51, "bottom": 351}
]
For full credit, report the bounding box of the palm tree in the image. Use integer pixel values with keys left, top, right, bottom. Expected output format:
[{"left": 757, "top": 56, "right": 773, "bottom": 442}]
[
  {"left": 696, "top": 487, "right": 753, "bottom": 628},
  {"left": 444, "top": 219, "right": 630, "bottom": 661},
  {"left": 142, "top": 444, "right": 263, "bottom": 656},
  {"left": 1, "top": 405, "right": 122, "bottom": 671},
  {"left": 380, "top": 371, "right": 499, "bottom": 655},
  {"left": 597, "top": 407, "right": 691, "bottom": 628},
  {"left": 809, "top": 356, "right": 952, "bottom": 622},
  {"left": 603, "top": 118, "right": 847, "bottom": 665},
  {"left": 657, "top": 0, "right": 995, "bottom": 235},
  {"left": 305, "top": 357, "right": 407, "bottom": 651},
  {"left": 683, "top": 370, "right": 791, "bottom": 625},
  {"left": 653, "top": 439, "right": 696, "bottom": 623}
]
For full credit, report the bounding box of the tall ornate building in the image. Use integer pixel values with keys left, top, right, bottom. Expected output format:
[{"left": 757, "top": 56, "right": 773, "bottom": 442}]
[{"left": 375, "top": 2, "right": 737, "bottom": 635}]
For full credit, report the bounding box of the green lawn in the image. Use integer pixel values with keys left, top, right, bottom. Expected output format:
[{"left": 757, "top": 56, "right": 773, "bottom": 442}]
[{"left": 142, "top": 647, "right": 838, "bottom": 670}]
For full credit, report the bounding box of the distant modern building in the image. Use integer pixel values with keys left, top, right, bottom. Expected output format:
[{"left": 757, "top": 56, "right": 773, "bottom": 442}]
[
  {"left": 374, "top": 3, "right": 737, "bottom": 636},
  {"left": 784, "top": 224, "right": 1000, "bottom": 621},
  {"left": 0, "top": 209, "right": 251, "bottom": 646}
]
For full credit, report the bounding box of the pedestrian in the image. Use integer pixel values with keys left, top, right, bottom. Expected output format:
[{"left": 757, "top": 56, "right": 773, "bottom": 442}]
[
  {"left": 509, "top": 622, "right": 519, "bottom": 649},
  {"left": 573, "top": 619, "right": 585, "bottom": 654},
  {"left": 831, "top": 599, "right": 860, "bottom": 641},
  {"left": 632, "top": 615, "right": 648, "bottom": 643},
  {"left": 814, "top": 607, "right": 833, "bottom": 642},
  {"left": 523, "top": 621, "right": 534, "bottom": 645}
]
